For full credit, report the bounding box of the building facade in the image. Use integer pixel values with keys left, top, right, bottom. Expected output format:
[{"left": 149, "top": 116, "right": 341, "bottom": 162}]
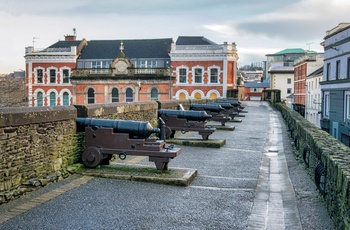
[
  {"left": 320, "top": 23, "right": 350, "bottom": 146},
  {"left": 24, "top": 35, "right": 87, "bottom": 106},
  {"left": 305, "top": 66, "right": 323, "bottom": 128},
  {"left": 268, "top": 66, "right": 294, "bottom": 101},
  {"left": 293, "top": 53, "right": 324, "bottom": 117},
  {"left": 71, "top": 39, "right": 174, "bottom": 104},
  {"left": 169, "top": 36, "right": 238, "bottom": 100},
  {"left": 243, "top": 81, "right": 270, "bottom": 101}
]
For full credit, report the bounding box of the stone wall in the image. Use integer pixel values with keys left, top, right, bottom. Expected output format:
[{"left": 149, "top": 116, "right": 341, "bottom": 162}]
[
  {"left": 276, "top": 103, "right": 350, "bottom": 229},
  {"left": 0, "top": 106, "right": 81, "bottom": 204}
]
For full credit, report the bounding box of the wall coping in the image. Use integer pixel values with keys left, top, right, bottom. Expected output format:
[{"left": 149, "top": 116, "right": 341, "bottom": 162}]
[{"left": 0, "top": 106, "right": 77, "bottom": 127}]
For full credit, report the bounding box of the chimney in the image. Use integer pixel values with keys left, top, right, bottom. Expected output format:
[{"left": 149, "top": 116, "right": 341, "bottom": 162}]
[{"left": 65, "top": 35, "right": 76, "bottom": 41}]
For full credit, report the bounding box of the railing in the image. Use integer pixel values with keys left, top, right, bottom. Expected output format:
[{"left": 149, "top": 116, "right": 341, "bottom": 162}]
[{"left": 72, "top": 68, "right": 172, "bottom": 77}]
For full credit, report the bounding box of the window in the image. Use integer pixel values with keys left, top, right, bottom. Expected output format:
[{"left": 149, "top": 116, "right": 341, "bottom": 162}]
[
  {"left": 111, "top": 88, "right": 119, "bottom": 102},
  {"left": 150, "top": 88, "right": 159, "bottom": 100},
  {"left": 287, "top": 78, "right": 291, "bottom": 84},
  {"left": 50, "top": 69, "right": 56, "bottom": 83},
  {"left": 92, "top": 61, "right": 110, "bottom": 68},
  {"left": 179, "top": 68, "right": 187, "bottom": 83},
  {"left": 345, "top": 91, "right": 350, "bottom": 120},
  {"left": 37, "top": 69, "right": 43, "bottom": 83},
  {"left": 326, "top": 63, "right": 331, "bottom": 81},
  {"left": 210, "top": 68, "right": 218, "bottom": 83},
  {"left": 287, "top": 88, "right": 292, "bottom": 94},
  {"left": 126, "top": 88, "right": 133, "bottom": 102},
  {"left": 194, "top": 92, "right": 201, "bottom": 99},
  {"left": 87, "top": 88, "right": 95, "bottom": 104},
  {"left": 336, "top": 60, "right": 340, "bottom": 80},
  {"left": 324, "top": 91, "right": 330, "bottom": 118},
  {"left": 194, "top": 68, "right": 202, "bottom": 83},
  {"left": 37, "top": 92, "right": 43, "bottom": 106},
  {"left": 62, "top": 69, "right": 69, "bottom": 83},
  {"left": 50, "top": 92, "right": 56, "bottom": 106},
  {"left": 147, "top": 61, "right": 157, "bottom": 68},
  {"left": 63, "top": 92, "right": 69, "bottom": 106}
]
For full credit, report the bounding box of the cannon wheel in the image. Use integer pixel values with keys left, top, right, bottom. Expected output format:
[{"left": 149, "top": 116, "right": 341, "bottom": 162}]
[{"left": 82, "top": 146, "right": 103, "bottom": 168}]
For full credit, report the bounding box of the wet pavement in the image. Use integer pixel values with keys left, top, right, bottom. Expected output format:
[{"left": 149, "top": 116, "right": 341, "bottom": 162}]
[{"left": 0, "top": 101, "right": 335, "bottom": 229}]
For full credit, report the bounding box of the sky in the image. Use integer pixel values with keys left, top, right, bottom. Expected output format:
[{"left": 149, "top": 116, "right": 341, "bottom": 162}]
[{"left": 0, "top": 0, "right": 349, "bottom": 73}]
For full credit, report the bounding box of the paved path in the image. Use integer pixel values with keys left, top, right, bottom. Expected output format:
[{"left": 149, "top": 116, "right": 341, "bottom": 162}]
[{"left": 0, "top": 101, "right": 335, "bottom": 229}]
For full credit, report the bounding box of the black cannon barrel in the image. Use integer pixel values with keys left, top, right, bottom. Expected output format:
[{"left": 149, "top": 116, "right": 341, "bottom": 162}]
[
  {"left": 217, "top": 100, "right": 241, "bottom": 106},
  {"left": 158, "top": 109, "right": 212, "bottom": 122},
  {"left": 75, "top": 118, "right": 159, "bottom": 138},
  {"left": 190, "top": 103, "right": 224, "bottom": 113},
  {"left": 208, "top": 102, "right": 233, "bottom": 110}
]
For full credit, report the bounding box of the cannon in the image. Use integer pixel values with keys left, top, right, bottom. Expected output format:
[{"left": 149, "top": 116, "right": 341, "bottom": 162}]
[
  {"left": 190, "top": 104, "right": 231, "bottom": 126},
  {"left": 207, "top": 102, "right": 239, "bottom": 120},
  {"left": 76, "top": 118, "right": 181, "bottom": 170},
  {"left": 158, "top": 109, "right": 216, "bottom": 140},
  {"left": 217, "top": 99, "right": 246, "bottom": 111}
]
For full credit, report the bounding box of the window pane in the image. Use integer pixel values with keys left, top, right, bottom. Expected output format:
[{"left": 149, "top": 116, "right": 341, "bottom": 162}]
[
  {"left": 150, "top": 88, "right": 158, "bottom": 100},
  {"left": 126, "top": 88, "right": 133, "bottom": 102},
  {"left": 179, "top": 69, "right": 187, "bottom": 83},
  {"left": 210, "top": 69, "right": 218, "bottom": 83},
  {"left": 194, "top": 69, "right": 202, "bottom": 83},
  {"left": 112, "top": 88, "right": 119, "bottom": 102},
  {"left": 50, "top": 92, "right": 56, "bottom": 106},
  {"left": 37, "top": 69, "right": 43, "bottom": 83},
  {"left": 50, "top": 70, "right": 56, "bottom": 83},
  {"left": 63, "top": 92, "right": 69, "bottom": 106},
  {"left": 63, "top": 70, "right": 69, "bottom": 83},
  {"left": 87, "top": 88, "right": 95, "bottom": 104},
  {"left": 37, "top": 92, "right": 43, "bottom": 106}
]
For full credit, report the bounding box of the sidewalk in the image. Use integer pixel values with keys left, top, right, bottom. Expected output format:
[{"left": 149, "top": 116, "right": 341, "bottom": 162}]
[{"left": 0, "top": 101, "right": 335, "bottom": 229}]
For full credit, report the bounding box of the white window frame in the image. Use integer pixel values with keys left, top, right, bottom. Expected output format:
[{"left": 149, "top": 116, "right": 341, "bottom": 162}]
[
  {"left": 209, "top": 67, "right": 219, "bottom": 84},
  {"left": 177, "top": 66, "right": 188, "bottom": 84},
  {"left": 193, "top": 66, "right": 204, "bottom": 84},
  {"left": 34, "top": 67, "right": 45, "bottom": 84},
  {"left": 48, "top": 67, "right": 58, "bottom": 84},
  {"left": 324, "top": 91, "right": 330, "bottom": 119},
  {"left": 61, "top": 68, "right": 70, "bottom": 84}
]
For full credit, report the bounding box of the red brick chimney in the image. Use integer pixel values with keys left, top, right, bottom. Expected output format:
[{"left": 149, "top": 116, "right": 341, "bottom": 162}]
[{"left": 65, "top": 35, "right": 76, "bottom": 41}]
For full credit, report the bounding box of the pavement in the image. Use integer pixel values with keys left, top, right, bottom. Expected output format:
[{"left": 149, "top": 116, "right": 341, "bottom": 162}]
[{"left": 0, "top": 101, "right": 335, "bottom": 230}]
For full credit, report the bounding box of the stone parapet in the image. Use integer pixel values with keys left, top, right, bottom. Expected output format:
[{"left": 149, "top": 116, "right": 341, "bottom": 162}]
[{"left": 276, "top": 103, "right": 350, "bottom": 229}]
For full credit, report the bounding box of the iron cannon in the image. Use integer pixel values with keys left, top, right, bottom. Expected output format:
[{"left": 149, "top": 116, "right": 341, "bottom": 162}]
[
  {"left": 76, "top": 118, "right": 181, "bottom": 170},
  {"left": 158, "top": 109, "right": 215, "bottom": 140},
  {"left": 190, "top": 103, "right": 231, "bottom": 126}
]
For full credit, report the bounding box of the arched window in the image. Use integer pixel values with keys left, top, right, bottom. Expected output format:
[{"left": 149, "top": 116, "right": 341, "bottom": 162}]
[
  {"left": 126, "top": 88, "right": 133, "bottom": 102},
  {"left": 210, "top": 93, "right": 217, "bottom": 99},
  {"left": 150, "top": 88, "right": 158, "bottom": 100},
  {"left": 37, "top": 92, "right": 43, "bottom": 106},
  {"left": 179, "top": 92, "right": 186, "bottom": 100},
  {"left": 87, "top": 88, "right": 95, "bottom": 104},
  {"left": 50, "top": 92, "right": 56, "bottom": 106},
  {"left": 63, "top": 92, "right": 69, "bottom": 106},
  {"left": 194, "top": 92, "right": 202, "bottom": 99},
  {"left": 111, "top": 88, "right": 119, "bottom": 102}
]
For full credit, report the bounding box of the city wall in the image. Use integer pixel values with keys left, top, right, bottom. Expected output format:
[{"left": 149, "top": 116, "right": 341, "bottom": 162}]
[
  {"left": 0, "top": 99, "right": 211, "bottom": 204},
  {"left": 276, "top": 103, "right": 350, "bottom": 230}
]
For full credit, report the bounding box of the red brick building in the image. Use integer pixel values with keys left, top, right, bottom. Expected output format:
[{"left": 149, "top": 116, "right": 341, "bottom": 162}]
[
  {"left": 24, "top": 35, "right": 87, "bottom": 106},
  {"left": 170, "top": 37, "right": 239, "bottom": 100}
]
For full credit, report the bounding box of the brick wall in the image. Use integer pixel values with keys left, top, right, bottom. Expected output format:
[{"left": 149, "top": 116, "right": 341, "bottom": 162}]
[
  {"left": 0, "top": 106, "right": 80, "bottom": 204},
  {"left": 276, "top": 103, "right": 350, "bottom": 229}
]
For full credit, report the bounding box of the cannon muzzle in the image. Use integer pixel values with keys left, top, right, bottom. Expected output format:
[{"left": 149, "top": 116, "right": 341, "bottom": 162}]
[
  {"left": 158, "top": 109, "right": 212, "bottom": 122},
  {"left": 190, "top": 104, "right": 224, "bottom": 113},
  {"left": 76, "top": 118, "right": 159, "bottom": 139},
  {"left": 208, "top": 102, "right": 233, "bottom": 110}
]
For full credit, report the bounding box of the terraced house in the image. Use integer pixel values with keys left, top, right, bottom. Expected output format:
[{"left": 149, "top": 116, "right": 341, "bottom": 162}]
[
  {"left": 170, "top": 36, "right": 239, "bottom": 100},
  {"left": 320, "top": 23, "right": 350, "bottom": 147}
]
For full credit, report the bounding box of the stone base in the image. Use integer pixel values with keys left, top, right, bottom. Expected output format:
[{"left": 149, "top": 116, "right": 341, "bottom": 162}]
[{"left": 80, "top": 164, "right": 197, "bottom": 187}]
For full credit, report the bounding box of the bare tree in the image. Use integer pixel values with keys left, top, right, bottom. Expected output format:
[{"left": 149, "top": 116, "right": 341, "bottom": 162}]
[{"left": 0, "top": 75, "right": 26, "bottom": 107}]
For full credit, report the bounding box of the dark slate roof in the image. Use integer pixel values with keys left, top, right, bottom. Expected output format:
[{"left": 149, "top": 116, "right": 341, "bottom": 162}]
[
  {"left": 47, "top": 40, "right": 83, "bottom": 49},
  {"left": 244, "top": 82, "right": 270, "bottom": 88},
  {"left": 78, "top": 38, "right": 173, "bottom": 59},
  {"left": 175, "top": 36, "right": 217, "bottom": 45}
]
